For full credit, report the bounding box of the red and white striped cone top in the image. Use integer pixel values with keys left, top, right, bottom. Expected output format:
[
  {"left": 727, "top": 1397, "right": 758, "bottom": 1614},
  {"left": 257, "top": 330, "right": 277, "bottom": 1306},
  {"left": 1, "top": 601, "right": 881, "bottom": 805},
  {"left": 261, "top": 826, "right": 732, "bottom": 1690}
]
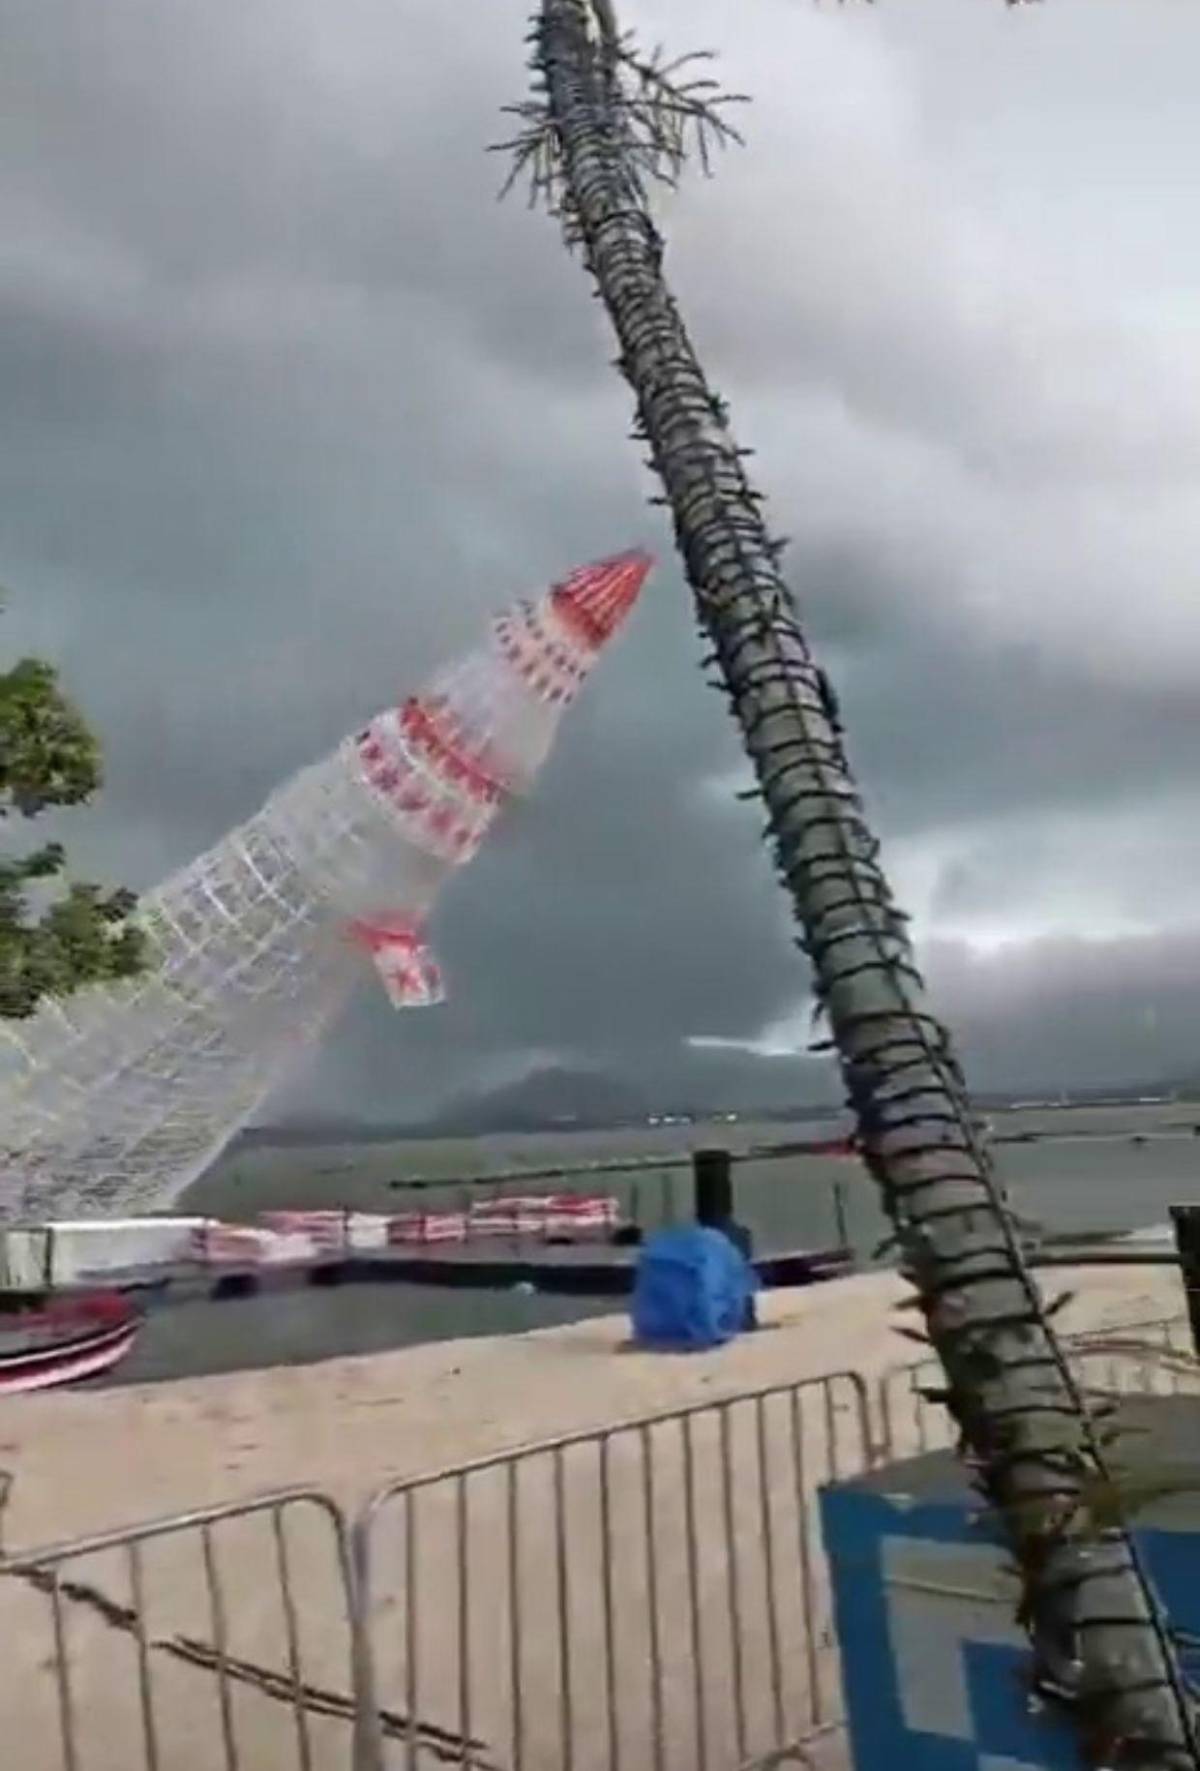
[
  {"left": 346, "top": 548, "right": 652, "bottom": 1006},
  {"left": 495, "top": 547, "right": 654, "bottom": 701},
  {"left": 352, "top": 547, "right": 651, "bottom": 866}
]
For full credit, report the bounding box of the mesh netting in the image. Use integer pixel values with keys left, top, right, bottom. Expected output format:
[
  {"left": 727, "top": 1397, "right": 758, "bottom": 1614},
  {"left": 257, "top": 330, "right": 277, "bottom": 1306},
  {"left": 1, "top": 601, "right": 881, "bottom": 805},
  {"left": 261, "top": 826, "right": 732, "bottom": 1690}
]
[{"left": 0, "top": 551, "right": 651, "bottom": 1222}]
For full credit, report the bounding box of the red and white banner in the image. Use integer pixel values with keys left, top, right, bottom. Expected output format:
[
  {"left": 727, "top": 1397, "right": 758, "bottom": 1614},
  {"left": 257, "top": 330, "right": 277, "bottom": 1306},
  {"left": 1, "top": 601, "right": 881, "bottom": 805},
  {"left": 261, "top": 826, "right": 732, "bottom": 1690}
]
[
  {"left": 259, "top": 1210, "right": 347, "bottom": 1251},
  {"left": 192, "top": 1223, "right": 319, "bottom": 1267},
  {"left": 188, "top": 1193, "right": 623, "bottom": 1265},
  {"left": 386, "top": 1211, "right": 469, "bottom": 1246},
  {"left": 345, "top": 917, "right": 445, "bottom": 1009},
  {"left": 462, "top": 1194, "right": 620, "bottom": 1237},
  {"left": 192, "top": 1224, "right": 270, "bottom": 1266}
]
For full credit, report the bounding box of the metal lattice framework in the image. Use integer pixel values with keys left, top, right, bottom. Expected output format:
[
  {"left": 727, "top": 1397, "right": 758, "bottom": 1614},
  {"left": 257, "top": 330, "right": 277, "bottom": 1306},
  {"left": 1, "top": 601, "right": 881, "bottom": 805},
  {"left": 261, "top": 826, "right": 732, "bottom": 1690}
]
[{"left": 0, "top": 551, "right": 651, "bottom": 1223}]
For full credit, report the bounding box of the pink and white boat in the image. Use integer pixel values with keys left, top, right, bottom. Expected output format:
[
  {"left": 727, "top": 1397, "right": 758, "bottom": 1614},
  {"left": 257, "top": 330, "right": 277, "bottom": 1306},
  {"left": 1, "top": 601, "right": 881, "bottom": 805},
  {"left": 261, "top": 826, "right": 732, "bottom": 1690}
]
[{"left": 0, "top": 1291, "right": 141, "bottom": 1395}]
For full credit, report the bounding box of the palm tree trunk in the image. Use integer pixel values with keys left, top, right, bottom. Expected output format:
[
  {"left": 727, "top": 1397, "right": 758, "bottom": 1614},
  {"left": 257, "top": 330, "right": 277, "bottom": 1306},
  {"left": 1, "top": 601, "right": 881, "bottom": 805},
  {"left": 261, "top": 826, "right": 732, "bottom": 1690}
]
[{"left": 532, "top": 1, "right": 1197, "bottom": 1762}]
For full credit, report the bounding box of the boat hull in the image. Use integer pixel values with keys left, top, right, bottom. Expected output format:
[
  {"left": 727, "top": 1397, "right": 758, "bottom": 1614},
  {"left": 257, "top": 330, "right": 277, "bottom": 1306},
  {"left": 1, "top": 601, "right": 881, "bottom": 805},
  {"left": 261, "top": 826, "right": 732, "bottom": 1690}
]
[{"left": 0, "top": 1294, "right": 141, "bottom": 1395}]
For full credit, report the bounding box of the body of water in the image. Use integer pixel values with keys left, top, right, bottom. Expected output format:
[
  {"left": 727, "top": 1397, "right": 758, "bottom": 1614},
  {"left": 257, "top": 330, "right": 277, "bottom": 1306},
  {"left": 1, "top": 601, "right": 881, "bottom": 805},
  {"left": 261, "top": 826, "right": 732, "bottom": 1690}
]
[{"left": 96, "top": 1101, "right": 1200, "bottom": 1386}]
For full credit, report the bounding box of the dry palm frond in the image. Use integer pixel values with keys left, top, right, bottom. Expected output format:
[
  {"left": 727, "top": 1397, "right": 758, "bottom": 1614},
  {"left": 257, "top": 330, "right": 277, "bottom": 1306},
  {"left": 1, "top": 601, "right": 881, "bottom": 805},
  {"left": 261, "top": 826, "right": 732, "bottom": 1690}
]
[{"left": 492, "top": 6, "right": 747, "bottom": 222}]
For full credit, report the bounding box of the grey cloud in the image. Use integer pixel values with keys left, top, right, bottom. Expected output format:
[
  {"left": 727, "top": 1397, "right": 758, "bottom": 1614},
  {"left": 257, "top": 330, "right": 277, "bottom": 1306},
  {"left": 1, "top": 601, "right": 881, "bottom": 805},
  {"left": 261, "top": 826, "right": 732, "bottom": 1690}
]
[
  {"left": 925, "top": 929, "right": 1200, "bottom": 1097},
  {"left": 5, "top": 0, "right": 1200, "bottom": 1121}
]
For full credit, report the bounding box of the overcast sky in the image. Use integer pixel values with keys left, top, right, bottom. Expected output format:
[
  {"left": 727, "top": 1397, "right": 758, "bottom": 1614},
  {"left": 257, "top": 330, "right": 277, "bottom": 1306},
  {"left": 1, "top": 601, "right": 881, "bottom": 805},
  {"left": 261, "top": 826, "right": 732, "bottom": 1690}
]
[{"left": 4, "top": 0, "right": 1200, "bottom": 1118}]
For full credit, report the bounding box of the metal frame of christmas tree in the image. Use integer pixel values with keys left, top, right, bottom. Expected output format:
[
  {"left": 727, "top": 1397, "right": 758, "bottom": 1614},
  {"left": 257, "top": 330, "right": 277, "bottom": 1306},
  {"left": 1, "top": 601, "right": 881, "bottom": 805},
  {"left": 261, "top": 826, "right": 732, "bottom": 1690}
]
[{"left": 0, "top": 550, "right": 651, "bottom": 1223}]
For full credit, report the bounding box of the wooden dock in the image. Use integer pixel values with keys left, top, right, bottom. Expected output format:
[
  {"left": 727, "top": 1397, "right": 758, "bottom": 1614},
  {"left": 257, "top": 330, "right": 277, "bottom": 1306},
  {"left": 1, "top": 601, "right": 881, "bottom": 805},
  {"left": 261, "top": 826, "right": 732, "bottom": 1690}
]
[{"left": 115, "top": 1237, "right": 855, "bottom": 1305}]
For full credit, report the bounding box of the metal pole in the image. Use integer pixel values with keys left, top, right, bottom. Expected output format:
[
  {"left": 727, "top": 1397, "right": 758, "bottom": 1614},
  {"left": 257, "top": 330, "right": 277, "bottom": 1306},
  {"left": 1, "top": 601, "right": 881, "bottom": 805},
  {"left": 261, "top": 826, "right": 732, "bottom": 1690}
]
[
  {"left": 350, "top": 1517, "right": 385, "bottom": 1771},
  {"left": 692, "top": 1148, "right": 733, "bottom": 1226},
  {"left": 1169, "top": 1204, "right": 1200, "bottom": 1356},
  {"left": 832, "top": 1178, "right": 850, "bottom": 1254}
]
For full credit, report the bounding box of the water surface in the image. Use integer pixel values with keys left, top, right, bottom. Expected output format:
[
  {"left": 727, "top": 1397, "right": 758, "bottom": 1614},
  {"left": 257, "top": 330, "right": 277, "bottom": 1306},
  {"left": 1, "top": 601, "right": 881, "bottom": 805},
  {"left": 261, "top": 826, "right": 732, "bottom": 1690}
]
[{"left": 97, "top": 1101, "right": 1200, "bottom": 1385}]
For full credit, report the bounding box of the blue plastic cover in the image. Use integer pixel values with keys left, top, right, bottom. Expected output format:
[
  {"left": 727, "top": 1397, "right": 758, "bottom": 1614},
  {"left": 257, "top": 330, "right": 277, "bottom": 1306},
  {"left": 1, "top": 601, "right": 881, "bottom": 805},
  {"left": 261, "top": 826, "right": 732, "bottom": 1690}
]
[{"left": 630, "top": 1225, "right": 757, "bottom": 1350}]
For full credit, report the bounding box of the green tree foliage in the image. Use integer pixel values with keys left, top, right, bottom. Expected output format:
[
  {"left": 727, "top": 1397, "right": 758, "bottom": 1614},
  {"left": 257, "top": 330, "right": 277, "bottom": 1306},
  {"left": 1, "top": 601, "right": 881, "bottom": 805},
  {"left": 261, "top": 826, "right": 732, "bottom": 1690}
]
[{"left": 0, "top": 640, "right": 144, "bottom": 1018}]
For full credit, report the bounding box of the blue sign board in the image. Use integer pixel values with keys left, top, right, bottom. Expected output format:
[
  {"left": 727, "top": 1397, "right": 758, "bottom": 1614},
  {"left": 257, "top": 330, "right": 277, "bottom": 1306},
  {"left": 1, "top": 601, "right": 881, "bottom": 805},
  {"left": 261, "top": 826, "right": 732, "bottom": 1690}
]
[{"left": 820, "top": 1406, "right": 1200, "bottom": 1771}]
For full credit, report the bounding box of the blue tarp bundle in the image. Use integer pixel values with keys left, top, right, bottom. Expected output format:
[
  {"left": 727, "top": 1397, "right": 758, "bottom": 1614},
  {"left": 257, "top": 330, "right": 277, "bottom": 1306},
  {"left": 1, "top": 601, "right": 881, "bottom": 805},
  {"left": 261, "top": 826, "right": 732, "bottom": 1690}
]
[{"left": 630, "top": 1224, "right": 757, "bottom": 1350}]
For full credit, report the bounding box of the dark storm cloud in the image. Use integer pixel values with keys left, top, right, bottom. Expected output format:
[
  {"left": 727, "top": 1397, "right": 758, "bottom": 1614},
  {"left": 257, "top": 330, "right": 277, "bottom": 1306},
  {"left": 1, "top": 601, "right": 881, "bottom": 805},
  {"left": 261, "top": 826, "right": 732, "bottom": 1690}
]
[
  {"left": 5, "top": 0, "right": 1200, "bottom": 1119},
  {"left": 925, "top": 930, "right": 1200, "bottom": 1097}
]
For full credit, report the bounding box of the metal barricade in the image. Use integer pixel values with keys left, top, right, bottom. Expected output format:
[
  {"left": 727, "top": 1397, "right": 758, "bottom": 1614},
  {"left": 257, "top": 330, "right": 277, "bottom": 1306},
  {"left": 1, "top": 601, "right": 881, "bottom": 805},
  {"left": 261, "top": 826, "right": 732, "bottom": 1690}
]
[
  {"left": 7, "top": 1326, "right": 1191, "bottom": 1771},
  {"left": 354, "top": 1370, "right": 873, "bottom": 1771},
  {"left": 0, "top": 1488, "right": 362, "bottom": 1771},
  {"left": 875, "top": 1313, "right": 1197, "bottom": 1464}
]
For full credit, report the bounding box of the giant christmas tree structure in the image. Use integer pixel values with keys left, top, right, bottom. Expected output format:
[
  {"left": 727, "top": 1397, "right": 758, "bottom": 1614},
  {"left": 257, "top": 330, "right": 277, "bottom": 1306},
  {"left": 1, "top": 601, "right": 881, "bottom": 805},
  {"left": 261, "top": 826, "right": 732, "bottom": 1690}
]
[{"left": 0, "top": 549, "right": 651, "bottom": 1221}]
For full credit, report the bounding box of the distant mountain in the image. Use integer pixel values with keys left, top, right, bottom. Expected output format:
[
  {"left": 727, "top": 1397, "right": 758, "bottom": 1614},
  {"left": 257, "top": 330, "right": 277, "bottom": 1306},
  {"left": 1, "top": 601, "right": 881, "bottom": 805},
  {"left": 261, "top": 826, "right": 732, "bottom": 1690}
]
[
  {"left": 234, "top": 1068, "right": 652, "bottom": 1147},
  {"left": 426, "top": 1066, "right": 651, "bottom": 1134},
  {"left": 236, "top": 1057, "right": 1198, "bottom": 1156},
  {"left": 231, "top": 1115, "right": 416, "bottom": 1150}
]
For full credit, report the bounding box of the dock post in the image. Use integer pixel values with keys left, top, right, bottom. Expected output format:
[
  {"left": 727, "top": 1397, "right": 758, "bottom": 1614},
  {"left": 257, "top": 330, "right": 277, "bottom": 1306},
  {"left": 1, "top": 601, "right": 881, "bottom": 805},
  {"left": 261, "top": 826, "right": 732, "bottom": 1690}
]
[
  {"left": 832, "top": 1177, "right": 850, "bottom": 1253},
  {"left": 693, "top": 1147, "right": 733, "bottom": 1227},
  {"left": 1169, "top": 1204, "right": 1200, "bottom": 1356}
]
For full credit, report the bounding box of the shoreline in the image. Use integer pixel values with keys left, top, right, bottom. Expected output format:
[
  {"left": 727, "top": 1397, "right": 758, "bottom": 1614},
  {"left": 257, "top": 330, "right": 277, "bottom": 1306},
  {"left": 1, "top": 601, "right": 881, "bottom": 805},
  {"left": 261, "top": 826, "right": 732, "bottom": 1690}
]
[{"left": 0, "top": 1261, "right": 1187, "bottom": 1551}]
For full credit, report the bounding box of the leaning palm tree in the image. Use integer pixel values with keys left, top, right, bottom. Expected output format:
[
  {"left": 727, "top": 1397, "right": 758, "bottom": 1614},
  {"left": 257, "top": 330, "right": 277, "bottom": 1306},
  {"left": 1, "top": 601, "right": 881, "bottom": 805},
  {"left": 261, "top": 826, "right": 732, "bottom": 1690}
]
[{"left": 498, "top": 2, "right": 1198, "bottom": 1764}]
